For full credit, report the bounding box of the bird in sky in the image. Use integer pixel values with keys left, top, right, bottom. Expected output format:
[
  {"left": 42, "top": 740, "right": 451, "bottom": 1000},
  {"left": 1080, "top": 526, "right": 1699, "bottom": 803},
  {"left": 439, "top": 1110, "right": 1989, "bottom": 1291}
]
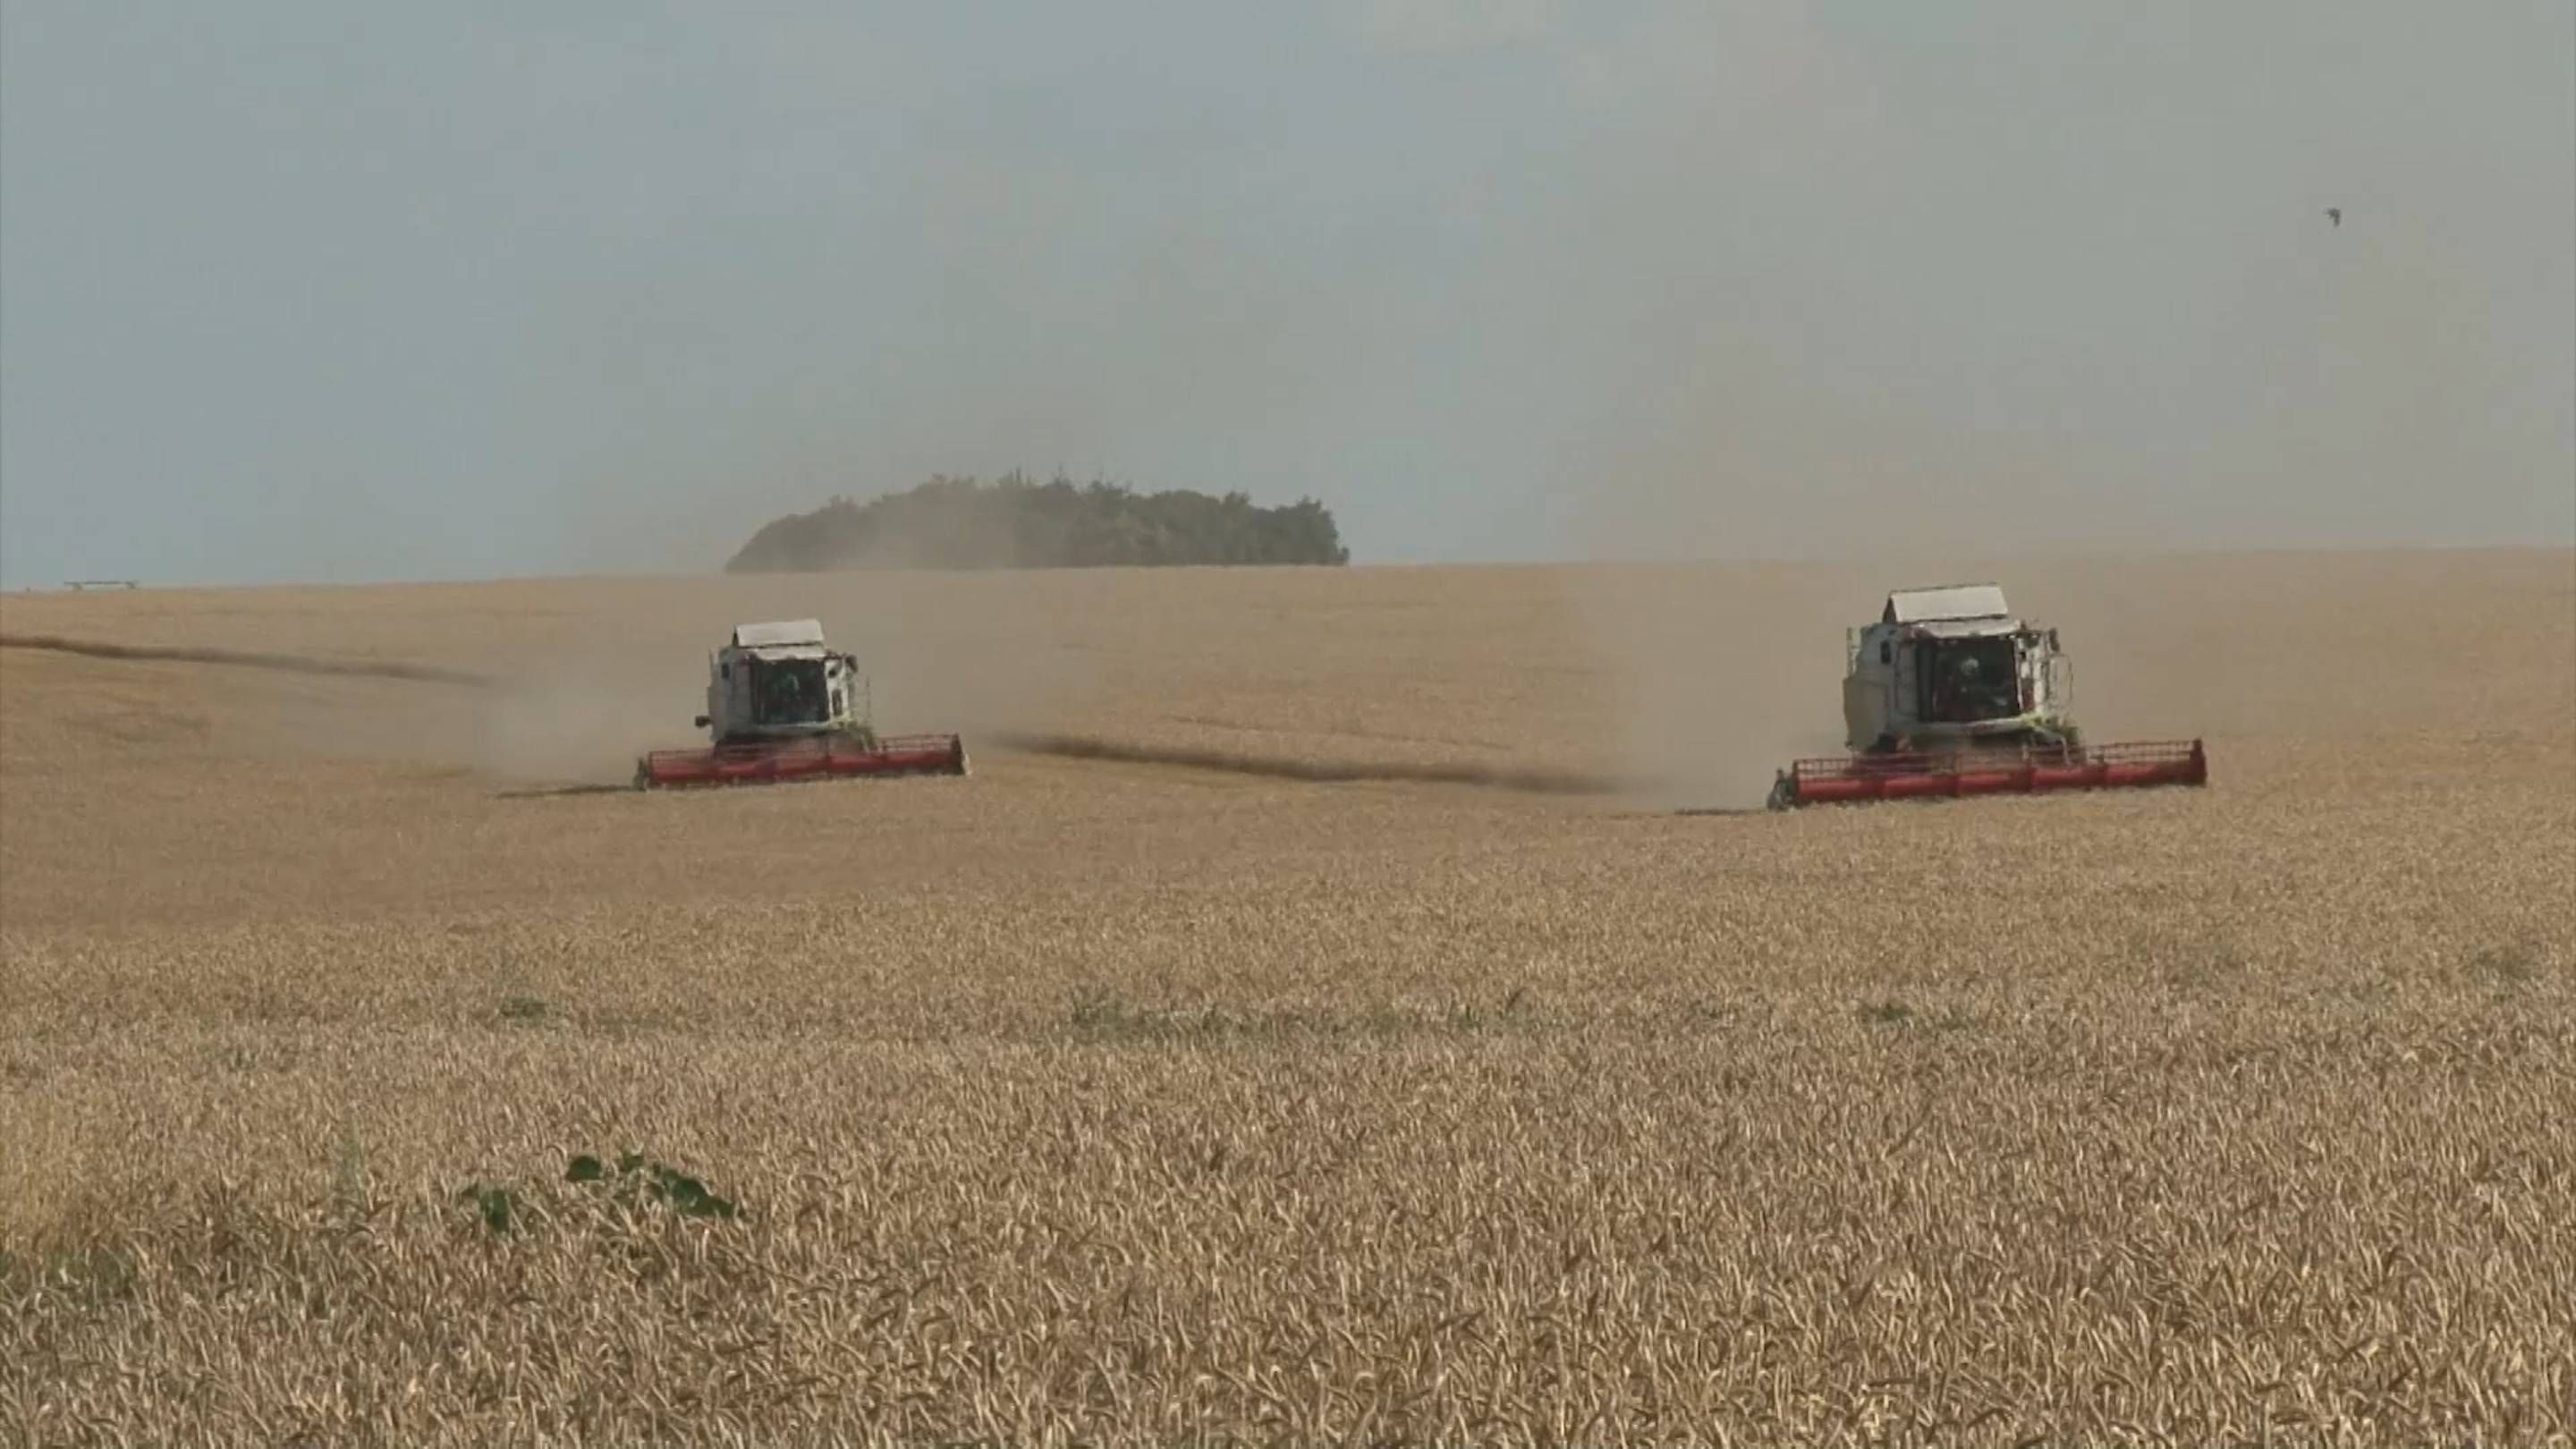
[{"left": 2326, "top": 207, "right": 2342, "bottom": 227}]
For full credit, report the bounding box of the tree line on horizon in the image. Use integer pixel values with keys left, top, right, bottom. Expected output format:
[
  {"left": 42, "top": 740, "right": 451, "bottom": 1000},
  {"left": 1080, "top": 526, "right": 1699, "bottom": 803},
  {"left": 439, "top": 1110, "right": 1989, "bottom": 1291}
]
[{"left": 724, "top": 473, "right": 1352, "bottom": 573}]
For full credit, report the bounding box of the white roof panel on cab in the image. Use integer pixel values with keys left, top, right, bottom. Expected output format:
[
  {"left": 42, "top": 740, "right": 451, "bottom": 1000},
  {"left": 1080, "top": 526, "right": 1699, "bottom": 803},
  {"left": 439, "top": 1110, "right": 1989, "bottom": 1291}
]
[
  {"left": 732, "top": 619, "right": 826, "bottom": 648},
  {"left": 1910, "top": 616, "right": 2022, "bottom": 640},
  {"left": 1883, "top": 584, "right": 2010, "bottom": 624}
]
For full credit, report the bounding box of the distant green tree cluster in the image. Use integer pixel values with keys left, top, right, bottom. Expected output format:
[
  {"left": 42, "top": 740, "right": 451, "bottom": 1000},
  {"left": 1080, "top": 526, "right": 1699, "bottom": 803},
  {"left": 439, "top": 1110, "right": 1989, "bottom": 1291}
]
[{"left": 724, "top": 473, "right": 1351, "bottom": 572}]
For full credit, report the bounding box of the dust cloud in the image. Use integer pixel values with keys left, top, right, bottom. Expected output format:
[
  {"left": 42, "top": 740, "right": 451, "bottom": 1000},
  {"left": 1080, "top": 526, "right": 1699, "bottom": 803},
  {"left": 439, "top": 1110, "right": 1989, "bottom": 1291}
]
[
  {"left": 470, "top": 665, "right": 683, "bottom": 786},
  {"left": 1561, "top": 562, "right": 1867, "bottom": 811},
  {"left": 1508, "top": 4, "right": 2569, "bottom": 806}
]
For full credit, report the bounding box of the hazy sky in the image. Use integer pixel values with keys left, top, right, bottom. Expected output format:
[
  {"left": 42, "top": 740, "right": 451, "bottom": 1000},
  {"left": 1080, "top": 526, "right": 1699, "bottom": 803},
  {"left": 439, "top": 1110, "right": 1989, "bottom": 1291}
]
[{"left": 4, "top": 2, "right": 2570, "bottom": 586}]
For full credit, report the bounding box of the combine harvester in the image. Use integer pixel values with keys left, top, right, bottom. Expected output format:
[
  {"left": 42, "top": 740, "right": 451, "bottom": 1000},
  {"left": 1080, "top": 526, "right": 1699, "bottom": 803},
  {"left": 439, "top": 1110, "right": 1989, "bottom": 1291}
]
[
  {"left": 1767, "top": 584, "right": 2206, "bottom": 810},
  {"left": 634, "top": 619, "right": 969, "bottom": 790}
]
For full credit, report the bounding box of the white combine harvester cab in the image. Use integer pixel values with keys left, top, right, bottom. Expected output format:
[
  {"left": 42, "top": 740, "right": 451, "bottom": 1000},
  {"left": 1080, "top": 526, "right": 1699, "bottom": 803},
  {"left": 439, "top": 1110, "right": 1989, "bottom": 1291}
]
[
  {"left": 694, "top": 618, "right": 870, "bottom": 746},
  {"left": 1768, "top": 580, "right": 2206, "bottom": 810},
  {"left": 634, "top": 618, "right": 968, "bottom": 789},
  {"left": 1841, "top": 583, "right": 2077, "bottom": 754}
]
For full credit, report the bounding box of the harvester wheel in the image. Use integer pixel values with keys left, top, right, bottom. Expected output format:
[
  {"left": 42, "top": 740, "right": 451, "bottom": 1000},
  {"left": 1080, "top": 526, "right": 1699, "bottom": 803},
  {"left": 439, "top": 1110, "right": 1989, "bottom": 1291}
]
[{"left": 1767, "top": 773, "right": 1796, "bottom": 812}]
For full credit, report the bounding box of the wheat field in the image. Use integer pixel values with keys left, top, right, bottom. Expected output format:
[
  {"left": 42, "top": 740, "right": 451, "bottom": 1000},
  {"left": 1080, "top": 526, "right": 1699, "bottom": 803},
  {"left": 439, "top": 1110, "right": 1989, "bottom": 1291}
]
[{"left": 3, "top": 550, "right": 2572, "bottom": 1446}]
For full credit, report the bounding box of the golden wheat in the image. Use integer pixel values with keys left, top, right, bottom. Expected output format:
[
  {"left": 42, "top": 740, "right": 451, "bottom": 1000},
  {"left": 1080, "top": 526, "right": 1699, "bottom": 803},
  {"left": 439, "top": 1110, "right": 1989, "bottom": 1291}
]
[{"left": 4, "top": 550, "right": 2571, "bottom": 1445}]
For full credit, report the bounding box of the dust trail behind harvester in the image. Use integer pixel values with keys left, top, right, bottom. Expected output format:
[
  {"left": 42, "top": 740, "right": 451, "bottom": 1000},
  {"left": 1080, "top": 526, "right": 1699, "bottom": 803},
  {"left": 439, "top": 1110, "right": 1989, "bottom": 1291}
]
[{"left": 0, "top": 625, "right": 691, "bottom": 787}]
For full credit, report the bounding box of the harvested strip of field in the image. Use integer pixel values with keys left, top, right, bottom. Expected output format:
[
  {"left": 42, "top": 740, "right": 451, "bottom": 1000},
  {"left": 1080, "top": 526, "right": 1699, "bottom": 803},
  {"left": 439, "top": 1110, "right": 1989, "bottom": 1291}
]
[
  {"left": 0, "top": 631, "right": 495, "bottom": 687},
  {"left": 990, "top": 728, "right": 1638, "bottom": 795}
]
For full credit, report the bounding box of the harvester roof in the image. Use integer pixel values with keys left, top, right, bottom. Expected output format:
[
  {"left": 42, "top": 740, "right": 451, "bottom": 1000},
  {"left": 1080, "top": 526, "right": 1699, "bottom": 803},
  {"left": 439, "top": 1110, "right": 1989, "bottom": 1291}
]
[
  {"left": 732, "top": 619, "right": 826, "bottom": 648},
  {"left": 1882, "top": 584, "right": 2011, "bottom": 625}
]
